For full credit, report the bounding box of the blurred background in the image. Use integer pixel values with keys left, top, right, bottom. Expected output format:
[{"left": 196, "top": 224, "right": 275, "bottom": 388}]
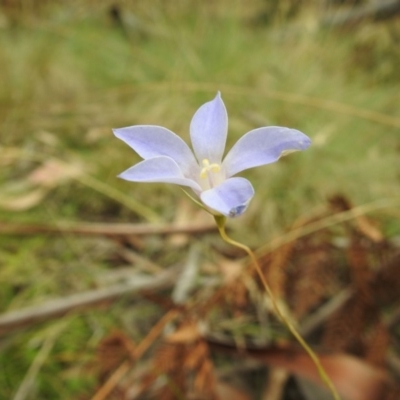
[{"left": 1, "top": 1, "right": 400, "bottom": 399}]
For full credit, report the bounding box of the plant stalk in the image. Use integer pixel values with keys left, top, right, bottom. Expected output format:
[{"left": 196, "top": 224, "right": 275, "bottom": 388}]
[{"left": 214, "top": 215, "right": 341, "bottom": 400}]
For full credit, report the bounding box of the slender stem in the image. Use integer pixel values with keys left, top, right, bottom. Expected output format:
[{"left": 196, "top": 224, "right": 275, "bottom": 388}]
[{"left": 214, "top": 215, "right": 341, "bottom": 400}]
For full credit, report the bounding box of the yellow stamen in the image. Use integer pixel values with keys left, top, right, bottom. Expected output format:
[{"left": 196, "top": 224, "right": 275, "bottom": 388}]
[{"left": 200, "top": 158, "right": 221, "bottom": 179}]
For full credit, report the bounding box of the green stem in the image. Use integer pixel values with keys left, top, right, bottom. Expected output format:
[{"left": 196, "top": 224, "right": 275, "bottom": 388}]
[{"left": 214, "top": 215, "right": 341, "bottom": 400}]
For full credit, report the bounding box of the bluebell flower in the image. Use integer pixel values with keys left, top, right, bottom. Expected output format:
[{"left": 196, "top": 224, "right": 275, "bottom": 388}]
[{"left": 113, "top": 92, "right": 311, "bottom": 217}]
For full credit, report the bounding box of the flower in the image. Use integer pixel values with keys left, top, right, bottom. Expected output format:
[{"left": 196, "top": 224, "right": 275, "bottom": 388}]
[{"left": 113, "top": 92, "right": 311, "bottom": 217}]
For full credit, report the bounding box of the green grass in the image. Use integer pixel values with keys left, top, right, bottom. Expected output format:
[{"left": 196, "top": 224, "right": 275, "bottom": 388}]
[{"left": 1, "top": 1, "right": 400, "bottom": 398}]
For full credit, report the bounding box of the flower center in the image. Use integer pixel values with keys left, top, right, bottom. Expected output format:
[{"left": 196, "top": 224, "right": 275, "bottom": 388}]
[
  {"left": 200, "top": 158, "right": 221, "bottom": 188},
  {"left": 200, "top": 159, "right": 220, "bottom": 178}
]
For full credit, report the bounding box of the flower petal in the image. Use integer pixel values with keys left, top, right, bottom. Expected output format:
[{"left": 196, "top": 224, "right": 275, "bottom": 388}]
[
  {"left": 200, "top": 177, "right": 254, "bottom": 217},
  {"left": 118, "top": 156, "right": 202, "bottom": 192},
  {"left": 190, "top": 92, "right": 228, "bottom": 164},
  {"left": 222, "top": 127, "right": 311, "bottom": 177},
  {"left": 113, "top": 125, "right": 198, "bottom": 177}
]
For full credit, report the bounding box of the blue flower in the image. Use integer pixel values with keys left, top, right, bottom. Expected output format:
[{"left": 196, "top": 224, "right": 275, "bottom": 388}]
[{"left": 113, "top": 92, "right": 311, "bottom": 217}]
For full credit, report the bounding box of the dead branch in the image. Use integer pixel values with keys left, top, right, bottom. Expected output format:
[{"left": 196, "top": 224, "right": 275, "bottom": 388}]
[
  {"left": 0, "top": 221, "right": 217, "bottom": 236},
  {"left": 322, "top": 0, "right": 400, "bottom": 27},
  {"left": 300, "top": 289, "right": 353, "bottom": 337},
  {"left": 0, "top": 266, "right": 180, "bottom": 335}
]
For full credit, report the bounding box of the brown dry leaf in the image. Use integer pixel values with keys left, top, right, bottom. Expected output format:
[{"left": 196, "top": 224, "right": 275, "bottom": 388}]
[
  {"left": 207, "top": 336, "right": 396, "bottom": 400},
  {"left": 191, "top": 340, "right": 218, "bottom": 399},
  {"left": 355, "top": 215, "right": 384, "bottom": 243},
  {"left": 347, "top": 235, "right": 374, "bottom": 298},
  {"left": 215, "top": 380, "right": 251, "bottom": 400},
  {"left": 0, "top": 158, "right": 85, "bottom": 211},
  {"left": 251, "top": 347, "right": 390, "bottom": 400},
  {"left": 153, "top": 342, "right": 183, "bottom": 376},
  {"left": 95, "top": 331, "right": 136, "bottom": 382},
  {"left": 165, "top": 321, "right": 201, "bottom": 344},
  {"left": 0, "top": 187, "right": 49, "bottom": 210},
  {"left": 151, "top": 343, "right": 191, "bottom": 400},
  {"left": 322, "top": 233, "right": 386, "bottom": 357},
  {"left": 261, "top": 242, "right": 294, "bottom": 300},
  {"left": 151, "top": 324, "right": 219, "bottom": 400},
  {"left": 27, "top": 158, "right": 84, "bottom": 188},
  {"left": 184, "top": 340, "right": 208, "bottom": 370},
  {"left": 364, "top": 322, "right": 391, "bottom": 367},
  {"left": 372, "top": 251, "right": 400, "bottom": 306},
  {"left": 289, "top": 244, "right": 333, "bottom": 319},
  {"left": 222, "top": 277, "right": 249, "bottom": 312},
  {"left": 193, "top": 356, "right": 217, "bottom": 396},
  {"left": 322, "top": 296, "right": 369, "bottom": 354},
  {"left": 329, "top": 194, "right": 384, "bottom": 242},
  {"left": 219, "top": 257, "right": 244, "bottom": 284}
]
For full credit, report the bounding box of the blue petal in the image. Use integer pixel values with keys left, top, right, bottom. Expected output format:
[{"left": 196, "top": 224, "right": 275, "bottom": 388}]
[
  {"left": 200, "top": 177, "right": 254, "bottom": 217},
  {"left": 222, "top": 127, "right": 311, "bottom": 178},
  {"left": 118, "top": 156, "right": 202, "bottom": 192},
  {"left": 113, "top": 125, "right": 198, "bottom": 177},
  {"left": 190, "top": 92, "right": 228, "bottom": 164}
]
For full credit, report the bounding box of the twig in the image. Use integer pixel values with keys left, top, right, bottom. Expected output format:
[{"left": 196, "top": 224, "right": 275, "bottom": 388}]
[
  {"left": 90, "top": 361, "right": 131, "bottom": 400},
  {"left": 257, "top": 197, "right": 400, "bottom": 256},
  {"left": 0, "top": 267, "right": 180, "bottom": 335},
  {"left": 13, "top": 327, "right": 62, "bottom": 400},
  {"left": 116, "top": 246, "right": 163, "bottom": 273},
  {"left": 300, "top": 289, "right": 353, "bottom": 337},
  {"left": 133, "top": 81, "right": 400, "bottom": 129},
  {"left": 134, "top": 309, "right": 178, "bottom": 359},
  {"left": 262, "top": 367, "right": 289, "bottom": 400},
  {"left": 172, "top": 243, "right": 200, "bottom": 304},
  {"left": 0, "top": 221, "right": 217, "bottom": 236},
  {"left": 322, "top": 0, "right": 400, "bottom": 27}
]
